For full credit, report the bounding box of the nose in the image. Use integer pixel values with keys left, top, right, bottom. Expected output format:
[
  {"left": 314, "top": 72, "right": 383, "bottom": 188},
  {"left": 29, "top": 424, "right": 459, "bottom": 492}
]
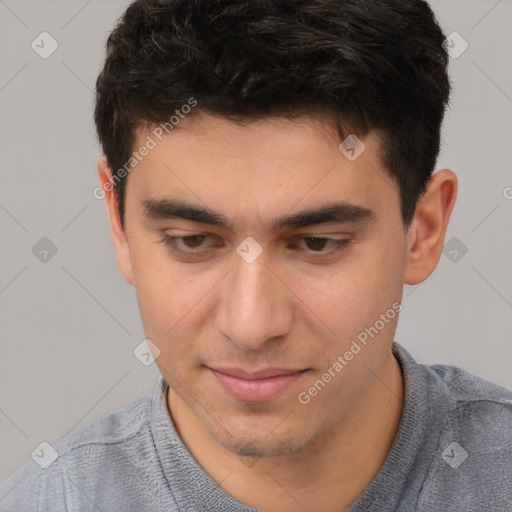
[{"left": 215, "top": 249, "right": 293, "bottom": 351}]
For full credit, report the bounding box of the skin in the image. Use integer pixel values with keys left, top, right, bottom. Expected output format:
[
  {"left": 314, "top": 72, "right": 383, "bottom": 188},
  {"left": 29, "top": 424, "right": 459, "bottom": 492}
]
[{"left": 97, "top": 111, "right": 457, "bottom": 512}]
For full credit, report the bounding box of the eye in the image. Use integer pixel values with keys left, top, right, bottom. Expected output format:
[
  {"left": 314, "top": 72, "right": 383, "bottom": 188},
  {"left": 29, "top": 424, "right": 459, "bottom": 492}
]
[
  {"left": 159, "top": 233, "right": 351, "bottom": 261},
  {"left": 160, "top": 234, "right": 215, "bottom": 254},
  {"left": 292, "top": 237, "right": 351, "bottom": 256}
]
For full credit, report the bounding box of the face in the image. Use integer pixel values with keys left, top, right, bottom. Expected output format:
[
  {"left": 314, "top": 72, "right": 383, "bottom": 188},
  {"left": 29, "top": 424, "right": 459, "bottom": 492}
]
[{"left": 107, "top": 112, "right": 412, "bottom": 457}]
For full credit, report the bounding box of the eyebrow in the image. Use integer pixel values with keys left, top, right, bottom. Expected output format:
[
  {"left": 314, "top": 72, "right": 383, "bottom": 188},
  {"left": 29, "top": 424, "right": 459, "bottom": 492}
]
[{"left": 142, "top": 197, "right": 375, "bottom": 231}]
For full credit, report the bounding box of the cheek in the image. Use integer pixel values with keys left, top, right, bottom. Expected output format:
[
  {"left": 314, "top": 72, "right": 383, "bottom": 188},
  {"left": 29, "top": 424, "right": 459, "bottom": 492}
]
[
  {"left": 355, "top": 226, "right": 405, "bottom": 300},
  {"left": 301, "top": 234, "right": 404, "bottom": 358},
  {"left": 319, "top": 247, "right": 400, "bottom": 319},
  {"left": 129, "top": 242, "right": 226, "bottom": 372},
  {"left": 129, "top": 243, "right": 194, "bottom": 335}
]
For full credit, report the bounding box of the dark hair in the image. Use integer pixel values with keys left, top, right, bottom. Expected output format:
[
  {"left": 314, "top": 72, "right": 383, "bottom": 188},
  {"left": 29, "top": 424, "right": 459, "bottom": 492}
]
[{"left": 94, "top": 0, "right": 451, "bottom": 229}]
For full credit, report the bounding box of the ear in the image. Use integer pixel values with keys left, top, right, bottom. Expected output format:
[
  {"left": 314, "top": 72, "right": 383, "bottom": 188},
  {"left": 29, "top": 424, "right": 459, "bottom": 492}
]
[
  {"left": 404, "top": 169, "right": 458, "bottom": 285},
  {"left": 97, "top": 156, "right": 134, "bottom": 286}
]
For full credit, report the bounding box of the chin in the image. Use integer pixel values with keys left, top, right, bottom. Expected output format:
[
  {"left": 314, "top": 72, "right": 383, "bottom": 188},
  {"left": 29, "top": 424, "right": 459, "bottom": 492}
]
[{"left": 204, "top": 418, "right": 323, "bottom": 460}]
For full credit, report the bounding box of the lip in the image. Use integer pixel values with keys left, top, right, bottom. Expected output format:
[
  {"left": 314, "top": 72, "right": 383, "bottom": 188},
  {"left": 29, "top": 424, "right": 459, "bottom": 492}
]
[{"left": 208, "top": 367, "right": 308, "bottom": 403}]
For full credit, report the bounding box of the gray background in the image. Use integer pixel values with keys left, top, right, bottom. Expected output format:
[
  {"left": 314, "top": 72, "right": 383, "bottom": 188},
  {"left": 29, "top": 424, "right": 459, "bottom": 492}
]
[{"left": 0, "top": 0, "right": 511, "bottom": 484}]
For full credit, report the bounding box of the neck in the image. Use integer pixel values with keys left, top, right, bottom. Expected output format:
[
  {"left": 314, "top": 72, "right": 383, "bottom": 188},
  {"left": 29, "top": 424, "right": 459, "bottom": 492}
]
[{"left": 167, "top": 350, "right": 404, "bottom": 512}]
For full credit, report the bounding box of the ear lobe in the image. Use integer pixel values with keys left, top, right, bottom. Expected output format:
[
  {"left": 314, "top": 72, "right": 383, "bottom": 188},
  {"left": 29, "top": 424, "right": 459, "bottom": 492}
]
[
  {"left": 96, "top": 156, "right": 134, "bottom": 286},
  {"left": 404, "top": 169, "right": 458, "bottom": 285}
]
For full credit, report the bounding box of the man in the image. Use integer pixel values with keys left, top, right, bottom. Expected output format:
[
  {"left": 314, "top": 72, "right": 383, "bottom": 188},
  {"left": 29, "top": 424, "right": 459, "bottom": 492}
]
[{"left": 1, "top": 0, "right": 511, "bottom": 511}]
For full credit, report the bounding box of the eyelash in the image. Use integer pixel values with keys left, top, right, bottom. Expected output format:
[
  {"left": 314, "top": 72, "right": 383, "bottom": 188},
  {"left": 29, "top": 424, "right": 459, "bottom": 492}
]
[{"left": 159, "top": 234, "right": 351, "bottom": 259}]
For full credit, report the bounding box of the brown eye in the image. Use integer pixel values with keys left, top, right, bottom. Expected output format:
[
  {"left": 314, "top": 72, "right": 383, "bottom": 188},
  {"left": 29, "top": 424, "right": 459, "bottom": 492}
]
[
  {"left": 160, "top": 233, "right": 213, "bottom": 255},
  {"left": 181, "top": 235, "right": 206, "bottom": 248},
  {"left": 303, "top": 237, "right": 330, "bottom": 252},
  {"left": 292, "top": 237, "right": 351, "bottom": 258}
]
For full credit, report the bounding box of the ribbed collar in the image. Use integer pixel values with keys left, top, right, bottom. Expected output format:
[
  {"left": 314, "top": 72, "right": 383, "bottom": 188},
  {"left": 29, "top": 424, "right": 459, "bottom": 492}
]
[{"left": 150, "top": 342, "right": 449, "bottom": 512}]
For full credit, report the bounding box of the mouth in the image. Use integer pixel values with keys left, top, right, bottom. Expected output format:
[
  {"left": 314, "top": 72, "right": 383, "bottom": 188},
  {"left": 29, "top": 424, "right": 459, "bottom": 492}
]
[{"left": 207, "top": 366, "right": 309, "bottom": 403}]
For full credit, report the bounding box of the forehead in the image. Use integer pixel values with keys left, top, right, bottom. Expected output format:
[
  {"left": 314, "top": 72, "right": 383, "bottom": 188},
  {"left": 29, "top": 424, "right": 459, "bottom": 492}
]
[
  {"left": 132, "top": 112, "right": 385, "bottom": 177},
  {"left": 125, "top": 113, "right": 397, "bottom": 226}
]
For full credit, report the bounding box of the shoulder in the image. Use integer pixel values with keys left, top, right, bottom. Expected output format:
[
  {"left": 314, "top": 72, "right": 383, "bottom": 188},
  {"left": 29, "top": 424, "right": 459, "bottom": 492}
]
[
  {"left": 427, "top": 360, "right": 512, "bottom": 426},
  {"left": 429, "top": 361, "right": 512, "bottom": 403},
  {"left": 417, "top": 361, "right": 512, "bottom": 510},
  {"left": 423, "top": 359, "right": 512, "bottom": 446},
  {"left": 0, "top": 393, "right": 153, "bottom": 511}
]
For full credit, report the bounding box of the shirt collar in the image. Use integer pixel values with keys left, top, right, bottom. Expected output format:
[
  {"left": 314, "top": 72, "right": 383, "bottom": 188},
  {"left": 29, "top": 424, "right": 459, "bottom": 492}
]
[{"left": 149, "top": 342, "right": 449, "bottom": 512}]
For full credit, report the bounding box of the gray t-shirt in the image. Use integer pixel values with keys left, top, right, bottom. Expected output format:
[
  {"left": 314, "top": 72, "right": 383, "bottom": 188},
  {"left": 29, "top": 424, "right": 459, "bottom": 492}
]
[{"left": 1, "top": 342, "right": 511, "bottom": 511}]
